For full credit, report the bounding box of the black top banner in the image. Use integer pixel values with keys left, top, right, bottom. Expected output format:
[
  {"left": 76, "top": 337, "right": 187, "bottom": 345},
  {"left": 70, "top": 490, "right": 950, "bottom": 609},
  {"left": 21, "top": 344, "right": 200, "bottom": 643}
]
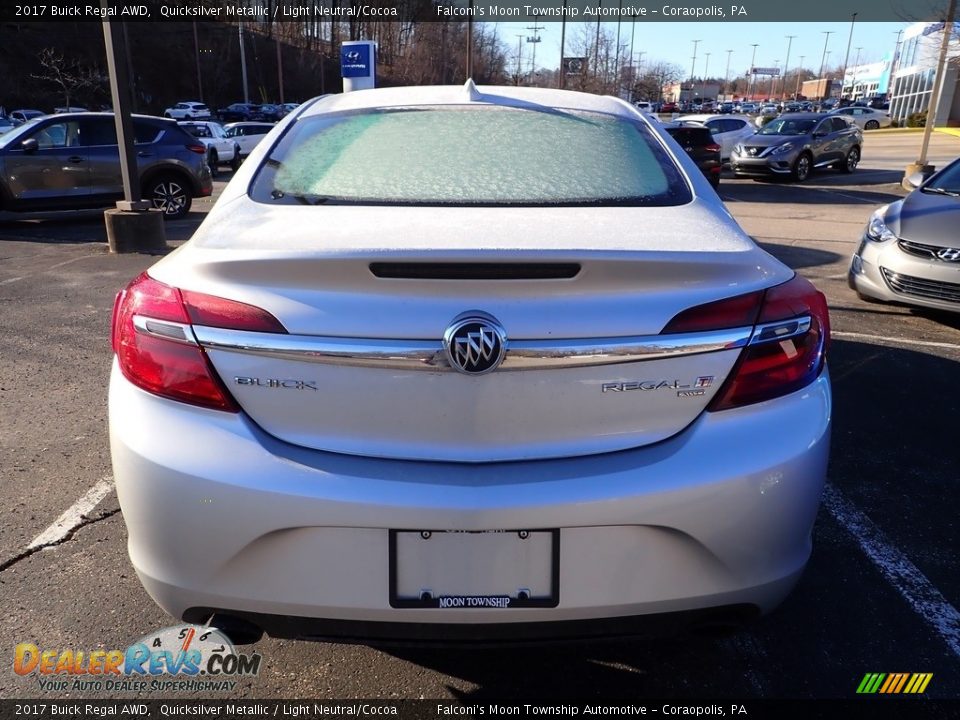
[{"left": 0, "top": 0, "right": 954, "bottom": 23}]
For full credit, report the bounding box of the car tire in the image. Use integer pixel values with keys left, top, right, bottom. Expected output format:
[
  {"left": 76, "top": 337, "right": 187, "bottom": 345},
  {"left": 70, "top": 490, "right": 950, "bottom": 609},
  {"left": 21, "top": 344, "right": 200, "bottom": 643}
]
[
  {"left": 864, "top": 120, "right": 879, "bottom": 130},
  {"left": 791, "top": 153, "right": 812, "bottom": 182},
  {"left": 230, "top": 146, "right": 242, "bottom": 172},
  {"left": 842, "top": 146, "right": 860, "bottom": 173},
  {"left": 144, "top": 174, "right": 193, "bottom": 221},
  {"left": 207, "top": 149, "right": 219, "bottom": 178},
  {"left": 163, "top": 112, "right": 172, "bottom": 118}
]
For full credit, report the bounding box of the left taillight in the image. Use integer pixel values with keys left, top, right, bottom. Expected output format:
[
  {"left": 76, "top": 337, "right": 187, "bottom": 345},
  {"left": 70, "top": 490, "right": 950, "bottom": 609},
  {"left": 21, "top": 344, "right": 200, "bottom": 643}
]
[{"left": 111, "top": 272, "right": 286, "bottom": 412}]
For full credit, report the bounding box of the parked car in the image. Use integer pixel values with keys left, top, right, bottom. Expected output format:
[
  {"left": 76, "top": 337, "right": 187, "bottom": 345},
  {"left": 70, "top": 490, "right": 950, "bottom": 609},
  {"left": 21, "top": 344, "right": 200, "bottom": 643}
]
[
  {"left": 280, "top": 102, "right": 301, "bottom": 117},
  {"left": 718, "top": 101, "right": 735, "bottom": 114},
  {"left": 178, "top": 120, "right": 240, "bottom": 176},
  {"left": 662, "top": 121, "right": 722, "bottom": 188},
  {"left": 54, "top": 106, "right": 88, "bottom": 114},
  {"left": 0, "top": 112, "right": 212, "bottom": 219},
  {"left": 849, "top": 156, "right": 960, "bottom": 313},
  {"left": 258, "top": 104, "right": 283, "bottom": 122},
  {"left": 163, "top": 101, "right": 211, "bottom": 120},
  {"left": 0, "top": 116, "right": 15, "bottom": 136},
  {"left": 677, "top": 114, "right": 755, "bottom": 163},
  {"left": 109, "top": 84, "right": 831, "bottom": 644},
  {"left": 218, "top": 103, "right": 262, "bottom": 123},
  {"left": 634, "top": 101, "right": 653, "bottom": 113},
  {"left": 738, "top": 102, "right": 758, "bottom": 115},
  {"left": 827, "top": 106, "right": 892, "bottom": 131},
  {"left": 9, "top": 109, "right": 45, "bottom": 125},
  {"left": 731, "top": 112, "right": 862, "bottom": 182},
  {"left": 660, "top": 101, "right": 679, "bottom": 113},
  {"left": 223, "top": 122, "right": 275, "bottom": 159}
]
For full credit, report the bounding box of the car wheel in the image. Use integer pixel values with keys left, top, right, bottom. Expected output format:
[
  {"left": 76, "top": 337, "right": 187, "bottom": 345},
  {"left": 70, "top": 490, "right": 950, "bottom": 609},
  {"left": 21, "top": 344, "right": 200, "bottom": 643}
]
[
  {"left": 207, "top": 149, "right": 219, "bottom": 178},
  {"left": 145, "top": 174, "right": 192, "bottom": 220},
  {"left": 230, "top": 146, "right": 242, "bottom": 172},
  {"left": 842, "top": 146, "right": 860, "bottom": 173},
  {"left": 864, "top": 120, "right": 879, "bottom": 130},
  {"left": 163, "top": 112, "right": 172, "bottom": 118},
  {"left": 792, "top": 153, "right": 812, "bottom": 182}
]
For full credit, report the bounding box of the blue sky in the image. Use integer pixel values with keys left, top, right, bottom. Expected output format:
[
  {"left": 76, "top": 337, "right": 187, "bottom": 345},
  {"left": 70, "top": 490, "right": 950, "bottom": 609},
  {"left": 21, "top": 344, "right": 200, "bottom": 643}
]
[{"left": 492, "top": 21, "right": 910, "bottom": 77}]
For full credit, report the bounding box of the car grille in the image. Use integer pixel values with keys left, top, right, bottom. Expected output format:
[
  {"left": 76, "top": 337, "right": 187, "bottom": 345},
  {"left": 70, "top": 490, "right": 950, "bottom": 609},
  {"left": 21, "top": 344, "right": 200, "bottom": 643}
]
[
  {"left": 881, "top": 267, "right": 960, "bottom": 303},
  {"left": 898, "top": 239, "right": 960, "bottom": 262}
]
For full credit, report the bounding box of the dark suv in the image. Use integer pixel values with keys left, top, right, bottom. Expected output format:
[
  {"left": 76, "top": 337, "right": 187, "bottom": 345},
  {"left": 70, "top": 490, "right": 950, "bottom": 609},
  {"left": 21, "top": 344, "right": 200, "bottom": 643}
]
[
  {"left": 0, "top": 113, "right": 212, "bottom": 219},
  {"left": 218, "top": 103, "right": 262, "bottom": 123},
  {"left": 662, "top": 121, "right": 722, "bottom": 188}
]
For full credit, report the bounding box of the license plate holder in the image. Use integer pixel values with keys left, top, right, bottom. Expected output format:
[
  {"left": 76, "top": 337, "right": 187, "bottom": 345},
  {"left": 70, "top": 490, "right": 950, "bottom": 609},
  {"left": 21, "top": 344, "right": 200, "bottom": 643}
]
[{"left": 389, "top": 529, "right": 559, "bottom": 609}]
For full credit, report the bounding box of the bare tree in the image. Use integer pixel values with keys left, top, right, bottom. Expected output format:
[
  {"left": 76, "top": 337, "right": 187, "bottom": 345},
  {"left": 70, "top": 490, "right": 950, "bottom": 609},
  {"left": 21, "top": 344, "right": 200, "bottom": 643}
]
[{"left": 31, "top": 48, "right": 105, "bottom": 109}]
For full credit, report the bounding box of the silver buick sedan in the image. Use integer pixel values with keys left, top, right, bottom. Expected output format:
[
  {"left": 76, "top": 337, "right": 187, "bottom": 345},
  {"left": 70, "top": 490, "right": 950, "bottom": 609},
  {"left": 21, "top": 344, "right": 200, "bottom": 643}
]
[{"left": 109, "top": 83, "right": 831, "bottom": 643}]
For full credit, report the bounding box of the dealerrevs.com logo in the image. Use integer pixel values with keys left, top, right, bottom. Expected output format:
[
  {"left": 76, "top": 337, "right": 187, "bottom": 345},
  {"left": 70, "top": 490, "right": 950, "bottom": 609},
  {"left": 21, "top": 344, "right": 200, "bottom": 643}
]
[{"left": 14, "top": 625, "right": 262, "bottom": 693}]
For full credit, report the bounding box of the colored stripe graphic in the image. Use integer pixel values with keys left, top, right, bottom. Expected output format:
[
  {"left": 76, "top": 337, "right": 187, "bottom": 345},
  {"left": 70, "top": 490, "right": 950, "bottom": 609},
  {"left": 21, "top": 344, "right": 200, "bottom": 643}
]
[{"left": 857, "top": 673, "right": 933, "bottom": 694}]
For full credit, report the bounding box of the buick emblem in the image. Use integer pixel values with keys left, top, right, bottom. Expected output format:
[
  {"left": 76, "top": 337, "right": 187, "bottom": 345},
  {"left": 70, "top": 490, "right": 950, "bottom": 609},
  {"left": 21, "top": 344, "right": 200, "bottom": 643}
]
[
  {"left": 443, "top": 313, "right": 507, "bottom": 375},
  {"left": 937, "top": 247, "right": 960, "bottom": 262}
]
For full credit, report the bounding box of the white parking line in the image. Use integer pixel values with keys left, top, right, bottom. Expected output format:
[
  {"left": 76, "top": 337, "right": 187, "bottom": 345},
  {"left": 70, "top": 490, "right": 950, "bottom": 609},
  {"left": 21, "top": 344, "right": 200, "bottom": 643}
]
[
  {"left": 823, "top": 483, "right": 960, "bottom": 658},
  {"left": 833, "top": 331, "right": 960, "bottom": 352},
  {"left": 28, "top": 476, "right": 115, "bottom": 550}
]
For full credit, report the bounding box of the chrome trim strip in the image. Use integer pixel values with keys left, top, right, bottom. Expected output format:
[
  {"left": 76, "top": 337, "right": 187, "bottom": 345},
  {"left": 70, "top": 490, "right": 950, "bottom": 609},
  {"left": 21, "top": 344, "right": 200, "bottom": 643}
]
[
  {"left": 749, "top": 316, "right": 812, "bottom": 345},
  {"left": 132, "top": 315, "right": 197, "bottom": 345},
  {"left": 192, "top": 325, "right": 753, "bottom": 371}
]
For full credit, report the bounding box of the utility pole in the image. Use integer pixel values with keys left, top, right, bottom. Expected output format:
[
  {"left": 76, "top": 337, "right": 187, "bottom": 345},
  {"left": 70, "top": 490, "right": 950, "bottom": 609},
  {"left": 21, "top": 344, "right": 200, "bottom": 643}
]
[
  {"left": 748, "top": 43, "right": 759, "bottom": 100},
  {"left": 594, "top": 0, "right": 602, "bottom": 79},
  {"left": 782, "top": 35, "right": 795, "bottom": 102},
  {"left": 515, "top": 34, "right": 523, "bottom": 86},
  {"left": 818, "top": 31, "right": 833, "bottom": 101},
  {"left": 466, "top": 1, "right": 474, "bottom": 80},
  {"left": 559, "top": 0, "right": 567, "bottom": 88},
  {"left": 526, "top": 20, "right": 543, "bottom": 79},
  {"left": 276, "top": 35, "right": 284, "bottom": 104}
]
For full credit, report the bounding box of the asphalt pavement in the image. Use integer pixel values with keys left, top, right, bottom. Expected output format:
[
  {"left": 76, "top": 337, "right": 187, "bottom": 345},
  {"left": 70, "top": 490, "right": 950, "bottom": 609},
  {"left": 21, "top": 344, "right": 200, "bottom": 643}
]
[{"left": 1, "top": 132, "right": 959, "bottom": 703}]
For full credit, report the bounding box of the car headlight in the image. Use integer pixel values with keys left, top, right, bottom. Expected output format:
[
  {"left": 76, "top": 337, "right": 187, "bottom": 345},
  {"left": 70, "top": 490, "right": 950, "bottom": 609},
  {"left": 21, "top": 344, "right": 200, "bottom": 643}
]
[
  {"left": 770, "top": 143, "right": 795, "bottom": 155},
  {"left": 865, "top": 205, "right": 897, "bottom": 242}
]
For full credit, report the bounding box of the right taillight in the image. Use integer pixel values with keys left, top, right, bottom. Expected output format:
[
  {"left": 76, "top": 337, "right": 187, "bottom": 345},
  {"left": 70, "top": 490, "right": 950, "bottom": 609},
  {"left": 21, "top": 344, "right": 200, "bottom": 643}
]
[
  {"left": 111, "top": 272, "right": 286, "bottom": 412},
  {"left": 709, "top": 274, "right": 830, "bottom": 411}
]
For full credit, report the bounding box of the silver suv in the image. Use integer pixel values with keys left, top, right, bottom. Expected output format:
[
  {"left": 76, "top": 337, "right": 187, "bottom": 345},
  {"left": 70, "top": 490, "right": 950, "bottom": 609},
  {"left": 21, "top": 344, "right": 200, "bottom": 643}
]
[
  {"left": 0, "top": 113, "right": 213, "bottom": 219},
  {"left": 731, "top": 112, "right": 862, "bottom": 182}
]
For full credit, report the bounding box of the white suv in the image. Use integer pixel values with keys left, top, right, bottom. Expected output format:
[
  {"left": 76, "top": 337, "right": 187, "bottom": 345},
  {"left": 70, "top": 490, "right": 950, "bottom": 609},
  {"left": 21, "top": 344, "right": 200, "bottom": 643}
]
[{"left": 163, "top": 102, "right": 211, "bottom": 120}]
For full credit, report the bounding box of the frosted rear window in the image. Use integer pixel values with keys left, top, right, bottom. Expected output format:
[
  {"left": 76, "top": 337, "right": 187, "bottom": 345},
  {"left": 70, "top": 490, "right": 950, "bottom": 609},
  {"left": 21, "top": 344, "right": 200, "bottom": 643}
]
[{"left": 251, "top": 106, "right": 690, "bottom": 206}]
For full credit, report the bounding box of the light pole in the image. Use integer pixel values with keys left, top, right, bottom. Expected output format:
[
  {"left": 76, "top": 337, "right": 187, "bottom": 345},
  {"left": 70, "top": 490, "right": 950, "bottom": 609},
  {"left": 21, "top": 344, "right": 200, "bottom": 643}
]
[
  {"left": 559, "top": 0, "right": 567, "bottom": 88},
  {"left": 891, "top": 29, "right": 904, "bottom": 77},
  {"left": 782, "top": 35, "right": 796, "bottom": 101},
  {"left": 702, "top": 52, "right": 710, "bottom": 101},
  {"left": 690, "top": 39, "right": 701, "bottom": 104},
  {"left": 515, "top": 34, "right": 523, "bottom": 86},
  {"left": 724, "top": 49, "right": 733, "bottom": 100},
  {"left": 795, "top": 55, "right": 805, "bottom": 99},
  {"left": 818, "top": 31, "right": 833, "bottom": 101},
  {"left": 769, "top": 60, "right": 779, "bottom": 99},
  {"left": 748, "top": 43, "right": 759, "bottom": 100},
  {"left": 841, "top": 12, "right": 858, "bottom": 97},
  {"left": 850, "top": 47, "right": 863, "bottom": 101}
]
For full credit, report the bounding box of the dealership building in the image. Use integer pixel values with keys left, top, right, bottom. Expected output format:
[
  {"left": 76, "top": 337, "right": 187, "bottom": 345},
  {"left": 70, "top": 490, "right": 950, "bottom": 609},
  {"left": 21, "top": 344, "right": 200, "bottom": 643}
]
[
  {"left": 841, "top": 57, "right": 893, "bottom": 102},
  {"left": 889, "top": 21, "right": 960, "bottom": 126}
]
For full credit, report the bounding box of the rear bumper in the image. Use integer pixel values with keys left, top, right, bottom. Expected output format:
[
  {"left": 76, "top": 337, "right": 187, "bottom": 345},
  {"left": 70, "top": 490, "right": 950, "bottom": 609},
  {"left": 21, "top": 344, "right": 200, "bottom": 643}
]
[{"left": 110, "top": 364, "right": 831, "bottom": 636}]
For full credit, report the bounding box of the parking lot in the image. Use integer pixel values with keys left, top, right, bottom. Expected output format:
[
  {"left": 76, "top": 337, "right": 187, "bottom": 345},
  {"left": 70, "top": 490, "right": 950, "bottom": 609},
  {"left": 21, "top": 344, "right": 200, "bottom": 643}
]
[{"left": 1, "top": 131, "right": 958, "bottom": 701}]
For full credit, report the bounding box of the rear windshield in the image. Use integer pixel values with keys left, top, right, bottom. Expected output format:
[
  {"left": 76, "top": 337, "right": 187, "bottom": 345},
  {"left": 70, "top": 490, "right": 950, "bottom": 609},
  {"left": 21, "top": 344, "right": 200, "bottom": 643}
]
[{"left": 250, "top": 106, "right": 691, "bottom": 206}]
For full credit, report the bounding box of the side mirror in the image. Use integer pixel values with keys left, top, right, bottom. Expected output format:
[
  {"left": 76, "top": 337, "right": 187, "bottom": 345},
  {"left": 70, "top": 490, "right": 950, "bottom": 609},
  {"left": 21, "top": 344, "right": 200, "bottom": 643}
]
[{"left": 20, "top": 138, "right": 39, "bottom": 153}]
